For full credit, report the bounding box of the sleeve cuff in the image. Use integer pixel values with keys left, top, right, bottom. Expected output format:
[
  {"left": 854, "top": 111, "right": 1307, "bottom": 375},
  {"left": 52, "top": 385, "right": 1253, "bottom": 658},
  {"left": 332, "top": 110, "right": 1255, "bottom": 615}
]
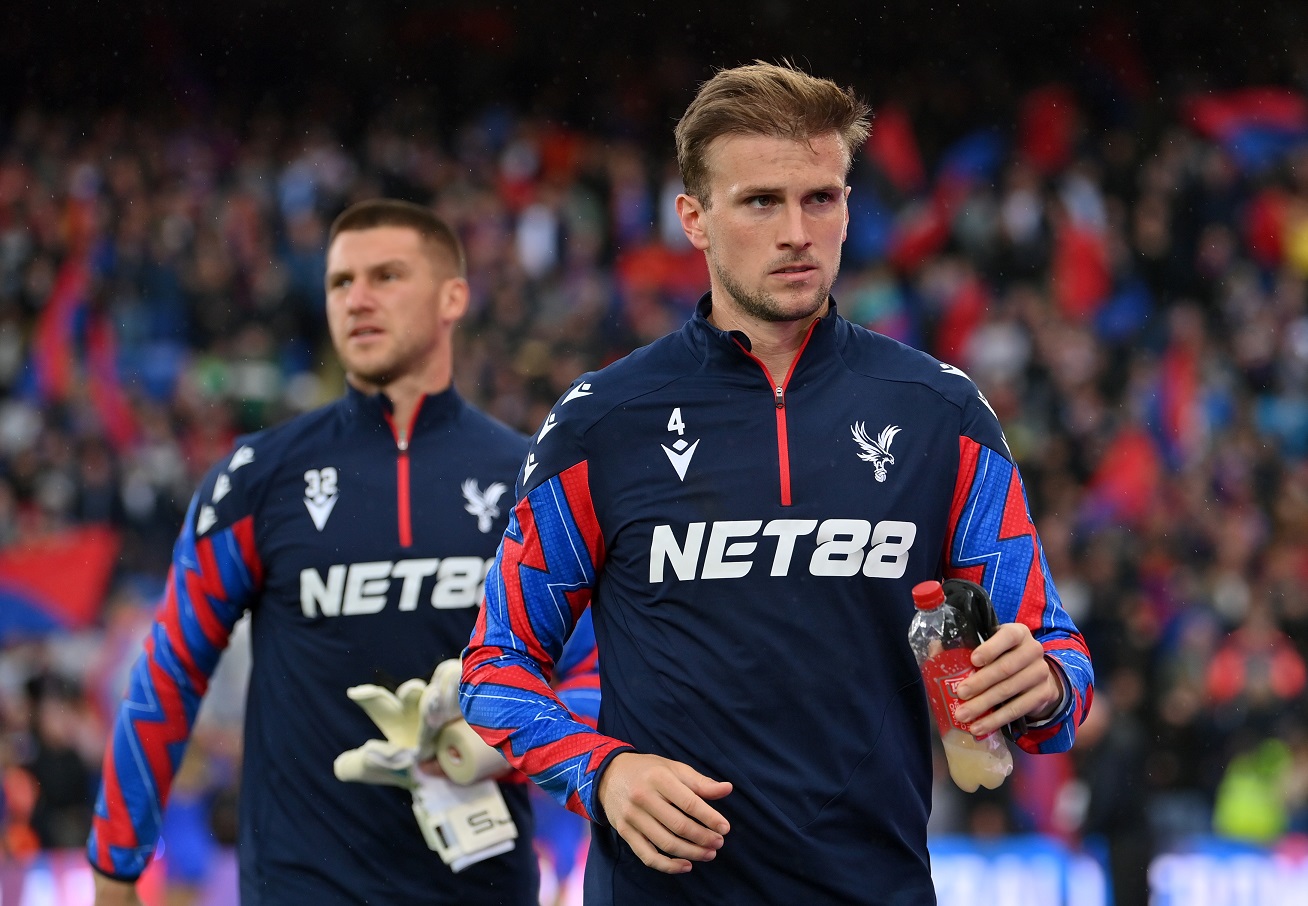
[
  {"left": 1025, "top": 656, "right": 1072, "bottom": 729},
  {"left": 587, "top": 745, "right": 636, "bottom": 827}
]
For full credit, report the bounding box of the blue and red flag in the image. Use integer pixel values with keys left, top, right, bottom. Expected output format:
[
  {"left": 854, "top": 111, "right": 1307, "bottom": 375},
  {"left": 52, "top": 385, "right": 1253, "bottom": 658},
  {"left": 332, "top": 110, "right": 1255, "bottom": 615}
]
[
  {"left": 29, "top": 257, "right": 88, "bottom": 404},
  {"left": 0, "top": 525, "right": 121, "bottom": 642},
  {"left": 1184, "top": 88, "right": 1308, "bottom": 172},
  {"left": 25, "top": 201, "right": 139, "bottom": 451}
]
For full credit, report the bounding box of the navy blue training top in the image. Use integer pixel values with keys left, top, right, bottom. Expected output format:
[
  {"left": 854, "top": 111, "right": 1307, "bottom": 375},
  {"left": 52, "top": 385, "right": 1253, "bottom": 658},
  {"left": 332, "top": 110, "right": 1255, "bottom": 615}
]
[
  {"left": 463, "top": 295, "right": 1092, "bottom": 906},
  {"left": 89, "top": 385, "right": 593, "bottom": 905}
]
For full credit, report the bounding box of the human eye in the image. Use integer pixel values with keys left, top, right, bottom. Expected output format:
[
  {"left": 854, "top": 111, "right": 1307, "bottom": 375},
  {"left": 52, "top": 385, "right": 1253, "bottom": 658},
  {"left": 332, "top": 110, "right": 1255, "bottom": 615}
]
[
  {"left": 808, "top": 191, "right": 836, "bottom": 206},
  {"left": 746, "top": 195, "right": 776, "bottom": 209}
]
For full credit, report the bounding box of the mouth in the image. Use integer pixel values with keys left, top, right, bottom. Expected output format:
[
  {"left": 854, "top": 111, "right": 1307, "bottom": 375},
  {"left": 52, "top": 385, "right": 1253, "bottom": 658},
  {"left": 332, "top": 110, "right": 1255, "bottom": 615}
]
[
  {"left": 771, "top": 263, "right": 818, "bottom": 279},
  {"left": 349, "top": 326, "right": 384, "bottom": 339}
]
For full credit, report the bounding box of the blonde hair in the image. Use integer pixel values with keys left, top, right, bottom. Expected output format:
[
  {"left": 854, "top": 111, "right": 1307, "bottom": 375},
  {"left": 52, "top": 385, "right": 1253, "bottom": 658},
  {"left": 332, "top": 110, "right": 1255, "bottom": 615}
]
[{"left": 675, "top": 60, "right": 871, "bottom": 202}]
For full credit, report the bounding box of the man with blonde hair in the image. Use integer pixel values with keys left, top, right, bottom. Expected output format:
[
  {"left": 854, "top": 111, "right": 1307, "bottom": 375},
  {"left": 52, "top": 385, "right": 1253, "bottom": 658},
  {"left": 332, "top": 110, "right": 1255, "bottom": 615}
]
[{"left": 462, "top": 62, "right": 1093, "bottom": 904}]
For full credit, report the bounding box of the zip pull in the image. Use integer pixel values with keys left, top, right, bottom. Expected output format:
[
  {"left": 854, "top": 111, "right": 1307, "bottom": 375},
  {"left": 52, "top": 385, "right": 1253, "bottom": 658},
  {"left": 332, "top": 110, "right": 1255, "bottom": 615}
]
[
  {"left": 774, "top": 386, "right": 785, "bottom": 409},
  {"left": 397, "top": 433, "right": 409, "bottom": 452}
]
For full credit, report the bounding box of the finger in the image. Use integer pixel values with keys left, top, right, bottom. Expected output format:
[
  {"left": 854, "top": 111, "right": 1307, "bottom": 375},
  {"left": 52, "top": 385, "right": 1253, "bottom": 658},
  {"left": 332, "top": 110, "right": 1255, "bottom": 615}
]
[
  {"left": 628, "top": 806, "right": 723, "bottom": 861},
  {"left": 614, "top": 823, "right": 694, "bottom": 874},
  {"left": 620, "top": 771, "right": 725, "bottom": 845},
  {"left": 960, "top": 655, "right": 1057, "bottom": 733},
  {"left": 648, "top": 795, "right": 727, "bottom": 851},
  {"left": 966, "top": 686, "right": 1047, "bottom": 738},
  {"left": 959, "top": 654, "right": 1047, "bottom": 709},
  {"left": 970, "top": 622, "right": 1028, "bottom": 662},
  {"left": 959, "top": 637, "right": 1044, "bottom": 698},
  {"left": 955, "top": 656, "right": 1048, "bottom": 723},
  {"left": 670, "top": 766, "right": 733, "bottom": 833}
]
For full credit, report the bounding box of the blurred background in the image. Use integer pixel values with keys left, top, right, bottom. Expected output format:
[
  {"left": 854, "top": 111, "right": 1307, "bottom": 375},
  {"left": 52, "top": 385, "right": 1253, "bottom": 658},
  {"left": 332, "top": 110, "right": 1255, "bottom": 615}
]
[{"left": 3, "top": 1, "right": 1308, "bottom": 903}]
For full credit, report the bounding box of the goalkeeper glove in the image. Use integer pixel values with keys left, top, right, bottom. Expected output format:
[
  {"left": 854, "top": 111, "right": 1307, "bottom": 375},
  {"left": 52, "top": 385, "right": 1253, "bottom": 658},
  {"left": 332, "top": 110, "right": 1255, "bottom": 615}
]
[
  {"left": 333, "top": 666, "right": 517, "bottom": 871},
  {"left": 417, "top": 658, "right": 463, "bottom": 763}
]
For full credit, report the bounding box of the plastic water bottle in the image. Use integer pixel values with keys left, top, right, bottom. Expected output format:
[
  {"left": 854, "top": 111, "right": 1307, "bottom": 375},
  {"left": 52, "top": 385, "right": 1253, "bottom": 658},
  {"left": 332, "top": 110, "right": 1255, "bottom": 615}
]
[{"left": 908, "top": 579, "right": 1013, "bottom": 792}]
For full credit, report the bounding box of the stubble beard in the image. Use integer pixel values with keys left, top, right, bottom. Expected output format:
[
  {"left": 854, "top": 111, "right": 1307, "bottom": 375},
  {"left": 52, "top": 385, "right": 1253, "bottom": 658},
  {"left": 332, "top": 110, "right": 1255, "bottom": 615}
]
[
  {"left": 335, "top": 337, "right": 408, "bottom": 390},
  {"left": 713, "top": 256, "right": 834, "bottom": 324}
]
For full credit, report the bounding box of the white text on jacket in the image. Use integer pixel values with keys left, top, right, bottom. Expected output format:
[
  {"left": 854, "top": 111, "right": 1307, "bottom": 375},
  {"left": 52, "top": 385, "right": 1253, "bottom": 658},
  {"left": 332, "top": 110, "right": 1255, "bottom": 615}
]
[
  {"left": 649, "top": 519, "right": 918, "bottom": 581},
  {"left": 300, "top": 557, "right": 495, "bottom": 616}
]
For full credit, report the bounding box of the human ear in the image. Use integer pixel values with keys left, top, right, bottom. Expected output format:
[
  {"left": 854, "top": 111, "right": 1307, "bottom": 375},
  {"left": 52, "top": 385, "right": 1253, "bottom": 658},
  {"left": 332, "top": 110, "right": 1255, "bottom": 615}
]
[
  {"left": 440, "top": 277, "right": 470, "bottom": 322},
  {"left": 676, "top": 194, "right": 710, "bottom": 251}
]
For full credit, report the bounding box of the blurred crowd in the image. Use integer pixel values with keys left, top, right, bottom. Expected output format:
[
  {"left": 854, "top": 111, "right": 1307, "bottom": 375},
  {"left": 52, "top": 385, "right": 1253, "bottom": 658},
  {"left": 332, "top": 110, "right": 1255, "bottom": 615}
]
[{"left": 5, "top": 16, "right": 1308, "bottom": 904}]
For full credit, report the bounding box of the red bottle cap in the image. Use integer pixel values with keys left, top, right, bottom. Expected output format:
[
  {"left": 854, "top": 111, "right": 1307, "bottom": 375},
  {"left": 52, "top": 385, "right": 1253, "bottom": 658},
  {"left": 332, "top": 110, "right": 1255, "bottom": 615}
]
[{"left": 912, "top": 580, "right": 945, "bottom": 610}]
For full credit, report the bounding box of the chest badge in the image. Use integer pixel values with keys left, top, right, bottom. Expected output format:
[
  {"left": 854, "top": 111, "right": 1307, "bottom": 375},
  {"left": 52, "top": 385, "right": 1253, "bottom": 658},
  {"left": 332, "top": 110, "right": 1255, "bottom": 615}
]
[
  {"left": 463, "top": 479, "right": 509, "bottom": 533},
  {"left": 852, "top": 422, "right": 901, "bottom": 482}
]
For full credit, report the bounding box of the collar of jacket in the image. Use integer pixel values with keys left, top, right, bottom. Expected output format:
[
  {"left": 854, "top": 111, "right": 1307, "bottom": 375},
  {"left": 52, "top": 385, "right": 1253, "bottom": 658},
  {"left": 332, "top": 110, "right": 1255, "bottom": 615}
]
[
  {"left": 342, "top": 382, "right": 465, "bottom": 433},
  {"left": 686, "top": 291, "right": 843, "bottom": 359}
]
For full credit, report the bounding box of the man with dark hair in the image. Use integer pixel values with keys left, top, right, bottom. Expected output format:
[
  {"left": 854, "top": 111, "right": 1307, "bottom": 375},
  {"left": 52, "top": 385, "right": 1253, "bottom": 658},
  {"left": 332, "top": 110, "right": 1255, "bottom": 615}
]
[
  {"left": 462, "top": 61, "right": 1093, "bottom": 904},
  {"left": 88, "top": 199, "right": 595, "bottom": 905}
]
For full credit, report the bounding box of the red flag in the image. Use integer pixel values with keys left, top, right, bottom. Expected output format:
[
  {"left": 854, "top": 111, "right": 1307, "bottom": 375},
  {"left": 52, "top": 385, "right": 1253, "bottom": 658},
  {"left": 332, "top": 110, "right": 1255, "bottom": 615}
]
[
  {"left": 886, "top": 200, "right": 951, "bottom": 273},
  {"left": 866, "top": 104, "right": 925, "bottom": 194},
  {"left": 86, "top": 314, "right": 139, "bottom": 452},
  {"left": 1051, "top": 223, "right": 1110, "bottom": 321},
  {"left": 933, "top": 275, "right": 990, "bottom": 364},
  {"left": 1018, "top": 85, "right": 1079, "bottom": 175},
  {"left": 1244, "top": 187, "right": 1288, "bottom": 268},
  {"left": 1085, "top": 427, "right": 1162, "bottom": 526}
]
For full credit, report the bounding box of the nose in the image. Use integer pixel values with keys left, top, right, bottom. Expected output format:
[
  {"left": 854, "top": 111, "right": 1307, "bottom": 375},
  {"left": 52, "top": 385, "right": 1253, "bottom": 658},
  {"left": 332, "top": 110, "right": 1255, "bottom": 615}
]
[
  {"left": 777, "top": 202, "right": 812, "bottom": 251},
  {"left": 343, "top": 279, "right": 374, "bottom": 313}
]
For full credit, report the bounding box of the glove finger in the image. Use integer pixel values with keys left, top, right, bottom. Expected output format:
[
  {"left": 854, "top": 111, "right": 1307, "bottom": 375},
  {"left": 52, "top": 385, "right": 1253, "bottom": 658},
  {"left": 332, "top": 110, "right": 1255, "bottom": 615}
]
[
  {"left": 422, "top": 659, "right": 464, "bottom": 731},
  {"left": 435, "top": 719, "right": 510, "bottom": 784},
  {"left": 348, "top": 684, "right": 411, "bottom": 742},
  {"left": 396, "top": 678, "right": 428, "bottom": 716},
  {"left": 334, "top": 740, "right": 416, "bottom": 788},
  {"left": 361, "top": 738, "right": 417, "bottom": 769}
]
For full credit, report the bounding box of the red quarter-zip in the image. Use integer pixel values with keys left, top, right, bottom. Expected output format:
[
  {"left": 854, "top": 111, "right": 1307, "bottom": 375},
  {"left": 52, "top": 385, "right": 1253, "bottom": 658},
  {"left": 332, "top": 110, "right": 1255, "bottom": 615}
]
[
  {"left": 383, "top": 401, "right": 423, "bottom": 547},
  {"left": 733, "top": 320, "right": 820, "bottom": 506}
]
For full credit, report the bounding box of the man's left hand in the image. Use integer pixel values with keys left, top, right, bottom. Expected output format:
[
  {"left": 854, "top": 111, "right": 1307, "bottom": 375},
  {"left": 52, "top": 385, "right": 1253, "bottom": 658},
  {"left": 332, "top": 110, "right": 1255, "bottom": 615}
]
[{"left": 952, "top": 622, "right": 1061, "bottom": 738}]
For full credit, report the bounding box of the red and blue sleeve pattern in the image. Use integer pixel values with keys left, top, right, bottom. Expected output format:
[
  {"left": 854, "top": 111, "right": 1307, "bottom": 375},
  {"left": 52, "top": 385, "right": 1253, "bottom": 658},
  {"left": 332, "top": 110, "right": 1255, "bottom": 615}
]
[
  {"left": 554, "top": 607, "right": 601, "bottom": 729},
  {"left": 945, "top": 436, "right": 1094, "bottom": 754},
  {"left": 462, "top": 461, "right": 631, "bottom": 821},
  {"left": 87, "top": 493, "right": 262, "bottom": 880}
]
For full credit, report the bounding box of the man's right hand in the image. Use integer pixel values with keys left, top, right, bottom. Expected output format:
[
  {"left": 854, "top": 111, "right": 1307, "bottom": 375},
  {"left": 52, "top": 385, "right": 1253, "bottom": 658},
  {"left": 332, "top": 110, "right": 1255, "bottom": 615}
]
[
  {"left": 93, "top": 872, "right": 143, "bottom": 906},
  {"left": 596, "top": 751, "right": 732, "bottom": 874}
]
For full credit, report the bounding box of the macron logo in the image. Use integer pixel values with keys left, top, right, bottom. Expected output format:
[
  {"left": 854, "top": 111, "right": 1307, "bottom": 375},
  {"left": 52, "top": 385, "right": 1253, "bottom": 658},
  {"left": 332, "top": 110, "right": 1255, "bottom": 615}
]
[
  {"left": 538, "top": 413, "right": 558, "bottom": 441},
  {"left": 197, "top": 506, "right": 217, "bottom": 536},
  {"left": 522, "top": 453, "right": 539, "bottom": 484},
  {"left": 661, "top": 439, "right": 700, "bottom": 481},
  {"left": 229, "top": 446, "right": 255, "bottom": 471},
  {"left": 563, "top": 382, "right": 593, "bottom": 404},
  {"left": 213, "top": 473, "right": 231, "bottom": 503},
  {"left": 940, "top": 363, "right": 1010, "bottom": 454},
  {"left": 305, "top": 496, "right": 338, "bottom": 531}
]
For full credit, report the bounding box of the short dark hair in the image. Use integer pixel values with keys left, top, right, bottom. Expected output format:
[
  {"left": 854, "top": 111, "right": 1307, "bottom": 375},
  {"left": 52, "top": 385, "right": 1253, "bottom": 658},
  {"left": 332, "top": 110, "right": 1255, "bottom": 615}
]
[
  {"left": 328, "top": 199, "right": 467, "bottom": 277},
  {"left": 675, "top": 60, "right": 872, "bottom": 202}
]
